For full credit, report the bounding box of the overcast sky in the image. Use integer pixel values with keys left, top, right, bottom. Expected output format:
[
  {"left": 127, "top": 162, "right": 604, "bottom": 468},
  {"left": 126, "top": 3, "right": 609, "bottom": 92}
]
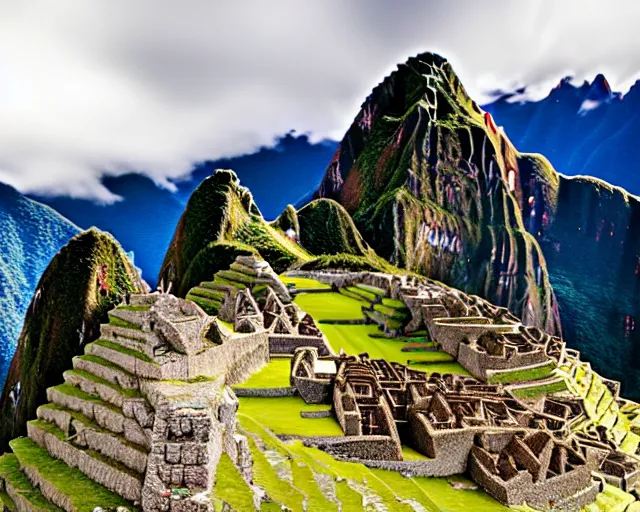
[{"left": 1, "top": 0, "right": 640, "bottom": 202}]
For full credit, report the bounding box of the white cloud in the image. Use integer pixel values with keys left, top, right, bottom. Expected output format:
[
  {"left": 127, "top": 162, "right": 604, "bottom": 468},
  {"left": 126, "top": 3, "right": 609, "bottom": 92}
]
[{"left": 1, "top": 0, "right": 640, "bottom": 200}]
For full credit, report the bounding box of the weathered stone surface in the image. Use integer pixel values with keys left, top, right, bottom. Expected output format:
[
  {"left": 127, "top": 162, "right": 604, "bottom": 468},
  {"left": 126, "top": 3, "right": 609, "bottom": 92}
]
[{"left": 27, "top": 422, "right": 143, "bottom": 502}]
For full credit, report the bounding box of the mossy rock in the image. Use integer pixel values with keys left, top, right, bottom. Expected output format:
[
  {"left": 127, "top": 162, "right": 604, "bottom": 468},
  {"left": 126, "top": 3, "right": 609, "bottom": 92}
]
[
  {"left": 297, "top": 199, "right": 371, "bottom": 257},
  {"left": 0, "top": 229, "right": 144, "bottom": 451}
]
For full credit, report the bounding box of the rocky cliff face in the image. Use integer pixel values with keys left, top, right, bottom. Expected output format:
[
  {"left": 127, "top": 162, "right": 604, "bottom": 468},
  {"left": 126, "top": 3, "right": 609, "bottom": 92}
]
[
  {"left": 314, "top": 52, "right": 640, "bottom": 400},
  {"left": 0, "top": 183, "right": 79, "bottom": 389},
  {"left": 159, "top": 169, "right": 312, "bottom": 297},
  {"left": 315, "top": 52, "right": 561, "bottom": 336},
  {"left": 0, "top": 228, "right": 146, "bottom": 450}
]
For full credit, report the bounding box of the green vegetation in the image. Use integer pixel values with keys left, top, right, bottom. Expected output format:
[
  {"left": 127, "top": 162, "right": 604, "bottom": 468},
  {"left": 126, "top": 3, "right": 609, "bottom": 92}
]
[
  {"left": 271, "top": 204, "right": 300, "bottom": 235},
  {"left": 297, "top": 198, "right": 371, "bottom": 257},
  {"left": 9, "top": 437, "right": 132, "bottom": 510},
  {"left": 180, "top": 241, "right": 259, "bottom": 297},
  {"left": 294, "top": 292, "right": 367, "bottom": 321},
  {"left": 115, "top": 305, "right": 150, "bottom": 312},
  {"left": 108, "top": 316, "right": 142, "bottom": 331},
  {"left": 295, "top": 253, "right": 396, "bottom": 273},
  {"left": 511, "top": 379, "right": 568, "bottom": 399},
  {"left": 235, "top": 359, "right": 291, "bottom": 389},
  {"left": 487, "top": 360, "right": 556, "bottom": 385},
  {"left": 64, "top": 369, "right": 141, "bottom": 398},
  {"left": 0, "top": 229, "right": 143, "bottom": 452},
  {"left": 345, "top": 285, "right": 378, "bottom": 303},
  {"left": 0, "top": 454, "right": 63, "bottom": 512},
  {"left": 279, "top": 275, "right": 331, "bottom": 290},
  {"left": 382, "top": 297, "right": 407, "bottom": 308},
  {"left": 246, "top": 436, "right": 305, "bottom": 511},
  {"left": 75, "top": 354, "right": 132, "bottom": 376},
  {"left": 90, "top": 339, "right": 154, "bottom": 364},
  {"left": 213, "top": 453, "right": 256, "bottom": 512},
  {"left": 238, "top": 397, "right": 341, "bottom": 437},
  {"left": 235, "top": 221, "right": 306, "bottom": 274}
]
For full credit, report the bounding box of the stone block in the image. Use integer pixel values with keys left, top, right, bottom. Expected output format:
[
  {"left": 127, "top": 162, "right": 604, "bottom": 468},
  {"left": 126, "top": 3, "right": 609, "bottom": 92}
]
[{"left": 165, "top": 444, "right": 182, "bottom": 464}]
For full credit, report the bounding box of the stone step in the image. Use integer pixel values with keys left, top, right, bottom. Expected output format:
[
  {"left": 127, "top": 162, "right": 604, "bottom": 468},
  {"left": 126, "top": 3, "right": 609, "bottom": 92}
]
[
  {"left": 46, "top": 385, "right": 151, "bottom": 450},
  {"left": 63, "top": 369, "right": 141, "bottom": 409},
  {"left": 27, "top": 420, "right": 143, "bottom": 503},
  {"left": 37, "top": 404, "right": 148, "bottom": 474},
  {"left": 72, "top": 355, "right": 139, "bottom": 390},
  {"left": 98, "top": 325, "right": 158, "bottom": 359},
  {"left": 0, "top": 453, "right": 63, "bottom": 512},
  {"left": 185, "top": 293, "right": 221, "bottom": 316},
  {"left": 108, "top": 308, "right": 150, "bottom": 330},
  {"left": 10, "top": 437, "right": 134, "bottom": 512},
  {"left": 84, "top": 340, "right": 161, "bottom": 380},
  {"left": 128, "top": 293, "right": 159, "bottom": 307}
]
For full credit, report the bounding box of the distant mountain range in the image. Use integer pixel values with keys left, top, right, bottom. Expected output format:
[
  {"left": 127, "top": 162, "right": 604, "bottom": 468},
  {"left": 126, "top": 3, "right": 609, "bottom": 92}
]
[
  {"left": 484, "top": 74, "right": 640, "bottom": 195},
  {"left": 0, "top": 183, "right": 79, "bottom": 386},
  {"left": 30, "top": 133, "right": 336, "bottom": 289}
]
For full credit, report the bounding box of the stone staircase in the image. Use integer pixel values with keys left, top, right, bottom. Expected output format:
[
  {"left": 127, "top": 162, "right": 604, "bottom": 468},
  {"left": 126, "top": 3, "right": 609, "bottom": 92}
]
[{"left": 0, "top": 292, "right": 259, "bottom": 512}]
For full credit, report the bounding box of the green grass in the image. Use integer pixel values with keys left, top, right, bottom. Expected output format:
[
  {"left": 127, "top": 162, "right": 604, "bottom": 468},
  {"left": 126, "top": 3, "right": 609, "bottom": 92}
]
[
  {"left": 345, "top": 286, "right": 378, "bottom": 303},
  {"left": 75, "top": 354, "right": 132, "bottom": 376},
  {"left": 116, "top": 305, "right": 150, "bottom": 312},
  {"left": 185, "top": 294, "right": 221, "bottom": 315},
  {"left": 373, "top": 303, "right": 410, "bottom": 319},
  {"left": 382, "top": 297, "right": 406, "bottom": 308},
  {"left": 216, "top": 319, "right": 234, "bottom": 334},
  {"left": 0, "top": 454, "right": 62, "bottom": 512},
  {"left": 582, "top": 484, "right": 636, "bottom": 512},
  {"left": 402, "top": 445, "right": 432, "bottom": 460},
  {"left": 108, "top": 316, "right": 143, "bottom": 331},
  {"left": 240, "top": 416, "right": 509, "bottom": 511},
  {"left": 0, "top": 491, "right": 15, "bottom": 512},
  {"left": 279, "top": 276, "right": 331, "bottom": 290},
  {"left": 91, "top": 339, "right": 154, "bottom": 364},
  {"left": 294, "top": 292, "right": 367, "bottom": 320},
  {"left": 511, "top": 379, "right": 568, "bottom": 399},
  {"left": 188, "top": 286, "right": 226, "bottom": 301},
  {"left": 414, "top": 476, "right": 509, "bottom": 512},
  {"left": 487, "top": 361, "right": 556, "bottom": 385},
  {"left": 64, "top": 369, "right": 141, "bottom": 398},
  {"left": 216, "top": 269, "right": 255, "bottom": 285},
  {"left": 238, "top": 397, "right": 341, "bottom": 437},
  {"left": 247, "top": 436, "right": 305, "bottom": 511},
  {"left": 354, "top": 283, "right": 386, "bottom": 296},
  {"left": 316, "top": 323, "right": 461, "bottom": 371},
  {"left": 235, "top": 359, "right": 291, "bottom": 389},
  {"left": 214, "top": 453, "right": 256, "bottom": 511},
  {"left": 9, "top": 438, "right": 132, "bottom": 510}
]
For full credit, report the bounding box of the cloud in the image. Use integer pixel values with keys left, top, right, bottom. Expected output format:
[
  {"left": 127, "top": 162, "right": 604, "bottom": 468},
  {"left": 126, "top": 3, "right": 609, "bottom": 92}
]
[{"left": 1, "top": 0, "right": 640, "bottom": 200}]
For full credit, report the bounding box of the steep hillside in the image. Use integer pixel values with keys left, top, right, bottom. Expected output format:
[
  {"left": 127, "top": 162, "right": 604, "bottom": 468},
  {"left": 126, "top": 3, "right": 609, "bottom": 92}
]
[
  {"left": 484, "top": 76, "right": 640, "bottom": 195},
  {"left": 0, "top": 183, "right": 79, "bottom": 389},
  {"left": 0, "top": 228, "right": 145, "bottom": 450},
  {"left": 315, "top": 52, "right": 560, "bottom": 336},
  {"left": 159, "top": 169, "right": 312, "bottom": 297},
  {"left": 314, "top": 52, "right": 640, "bottom": 400}
]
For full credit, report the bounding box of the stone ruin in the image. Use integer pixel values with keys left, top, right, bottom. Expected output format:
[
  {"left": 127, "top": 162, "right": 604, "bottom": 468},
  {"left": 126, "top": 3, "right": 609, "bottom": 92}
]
[
  {"left": 288, "top": 270, "right": 640, "bottom": 509},
  {"left": 1, "top": 292, "right": 269, "bottom": 512}
]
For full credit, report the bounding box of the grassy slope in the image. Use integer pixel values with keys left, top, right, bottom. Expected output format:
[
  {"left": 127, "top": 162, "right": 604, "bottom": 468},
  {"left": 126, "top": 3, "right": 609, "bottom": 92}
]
[
  {"left": 0, "top": 229, "right": 143, "bottom": 452},
  {"left": 159, "top": 169, "right": 310, "bottom": 296}
]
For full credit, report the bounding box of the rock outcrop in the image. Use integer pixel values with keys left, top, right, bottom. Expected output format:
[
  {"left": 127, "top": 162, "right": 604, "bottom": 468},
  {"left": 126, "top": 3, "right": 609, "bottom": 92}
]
[
  {"left": 0, "top": 229, "right": 146, "bottom": 452},
  {"left": 314, "top": 52, "right": 561, "bottom": 337}
]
